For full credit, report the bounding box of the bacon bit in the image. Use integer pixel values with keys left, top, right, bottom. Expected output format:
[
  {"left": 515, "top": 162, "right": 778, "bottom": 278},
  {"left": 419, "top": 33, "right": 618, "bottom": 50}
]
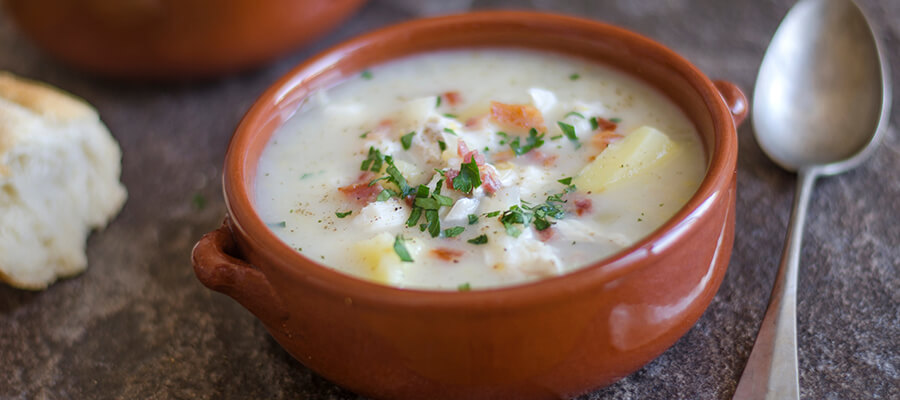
[
  {"left": 338, "top": 171, "right": 381, "bottom": 204},
  {"left": 448, "top": 140, "right": 502, "bottom": 195},
  {"left": 445, "top": 169, "right": 459, "bottom": 189},
  {"left": 536, "top": 227, "right": 555, "bottom": 242},
  {"left": 493, "top": 149, "right": 514, "bottom": 163},
  {"left": 489, "top": 101, "right": 546, "bottom": 132},
  {"left": 457, "top": 140, "right": 485, "bottom": 165},
  {"left": 529, "top": 150, "right": 558, "bottom": 167},
  {"left": 465, "top": 115, "right": 486, "bottom": 129},
  {"left": 574, "top": 198, "right": 593, "bottom": 216},
  {"left": 431, "top": 247, "right": 464, "bottom": 262},
  {"left": 593, "top": 117, "right": 618, "bottom": 132},
  {"left": 480, "top": 167, "right": 502, "bottom": 195},
  {"left": 367, "top": 119, "right": 394, "bottom": 139},
  {"left": 590, "top": 131, "right": 624, "bottom": 152},
  {"left": 443, "top": 91, "right": 462, "bottom": 106}
]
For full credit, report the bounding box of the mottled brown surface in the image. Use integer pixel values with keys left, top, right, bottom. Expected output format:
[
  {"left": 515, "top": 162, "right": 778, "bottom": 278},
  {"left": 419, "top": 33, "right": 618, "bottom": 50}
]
[{"left": 1, "top": 1, "right": 898, "bottom": 399}]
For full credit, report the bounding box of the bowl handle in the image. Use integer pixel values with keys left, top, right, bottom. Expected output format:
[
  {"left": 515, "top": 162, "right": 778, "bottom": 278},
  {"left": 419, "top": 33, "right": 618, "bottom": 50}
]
[
  {"left": 192, "top": 219, "right": 289, "bottom": 327},
  {"left": 714, "top": 80, "right": 748, "bottom": 127}
]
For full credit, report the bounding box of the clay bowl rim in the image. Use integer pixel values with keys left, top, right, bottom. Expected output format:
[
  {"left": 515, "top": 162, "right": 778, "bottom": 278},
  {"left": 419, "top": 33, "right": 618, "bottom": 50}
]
[{"left": 223, "top": 10, "right": 737, "bottom": 310}]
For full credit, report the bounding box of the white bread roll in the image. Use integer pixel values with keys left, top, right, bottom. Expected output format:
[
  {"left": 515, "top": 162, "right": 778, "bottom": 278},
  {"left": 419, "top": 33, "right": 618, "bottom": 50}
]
[{"left": 0, "top": 72, "right": 127, "bottom": 290}]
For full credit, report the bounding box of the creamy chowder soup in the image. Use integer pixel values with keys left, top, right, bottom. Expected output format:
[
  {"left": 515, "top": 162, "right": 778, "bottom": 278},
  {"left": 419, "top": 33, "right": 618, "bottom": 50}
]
[{"left": 255, "top": 49, "right": 706, "bottom": 290}]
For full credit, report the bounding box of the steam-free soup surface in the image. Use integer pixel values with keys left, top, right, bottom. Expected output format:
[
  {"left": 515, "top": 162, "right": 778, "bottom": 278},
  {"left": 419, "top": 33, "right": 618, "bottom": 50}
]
[{"left": 255, "top": 49, "right": 705, "bottom": 290}]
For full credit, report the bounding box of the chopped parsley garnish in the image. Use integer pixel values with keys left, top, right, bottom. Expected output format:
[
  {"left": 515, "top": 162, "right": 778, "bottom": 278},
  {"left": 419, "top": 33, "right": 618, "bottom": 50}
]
[
  {"left": 384, "top": 156, "right": 413, "bottom": 196},
  {"left": 467, "top": 234, "right": 488, "bottom": 245},
  {"left": 360, "top": 146, "right": 384, "bottom": 172},
  {"left": 457, "top": 282, "right": 472, "bottom": 291},
  {"left": 496, "top": 131, "right": 509, "bottom": 145},
  {"left": 267, "top": 221, "right": 286, "bottom": 228},
  {"left": 359, "top": 131, "right": 370, "bottom": 138},
  {"left": 569, "top": 73, "right": 580, "bottom": 81},
  {"left": 443, "top": 127, "right": 457, "bottom": 136},
  {"left": 393, "top": 235, "right": 414, "bottom": 262},
  {"left": 400, "top": 131, "right": 416, "bottom": 150},
  {"left": 335, "top": 210, "right": 352, "bottom": 218},
  {"left": 610, "top": 117, "right": 622, "bottom": 123},
  {"left": 361, "top": 70, "right": 373, "bottom": 80},
  {"left": 191, "top": 193, "right": 206, "bottom": 210},
  {"left": 589, "top": 117, "right": 599, "bottom": 131},
  {"left": 497, "top": 186, "right": 571, "bottom": 236},
  {"left": 438, "top": 140, "right": 447, "bottom": 151},
  {"left": 550, "top": 135, "right": 563, "bottom": 141},
  {"left": 404, "top": 176, "right": 453, "bottom": 238},
  {"left": 406, "top": 207, "right": 422, "bottom": 227},
  {"left": 500, "top": 205, "right": 529, "bottom": 237},
  {"left": 300, "top": 172, "right": 315, "bottom": 179},
  {"left": 443, "top": 113, "right": 458, "bottom": 119},
  {"left": 564, "top": 111, "right": 585, "bottom": 119},
  {"left": 444, "top": 226, "right": 465, "bottom": 237},
  {"left": 557, "top": 121, "right": 581, "bottom": 148},
  {"left": 508, "top": 128, "right": 545, "bottom": 156},
  {"left": 452, "top": 158, "right": 482, "bottom": 194},
  {"left": 557, "top": 177, "right": 573, "bottom": 185},
  {"left": 435, "top": 95, "right": 442, "bottom": 108},
  {"left": 485, "top": 210, "right": 501, "bottom": 218},
  {"left": 376, "top": 189, "right": 396, "bottom": 202},
  {"left": 467, "top": 214, "right": 479, "bottom": 225}
]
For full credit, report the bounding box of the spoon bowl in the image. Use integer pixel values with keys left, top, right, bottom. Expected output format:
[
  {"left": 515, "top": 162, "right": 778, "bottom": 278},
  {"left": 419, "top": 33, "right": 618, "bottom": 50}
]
[
  {"left": 753, "top": 0, "right": 891, "bottom": 175},
  {"left": 735, "top": 0, "right": 890, "bottom": 398}
]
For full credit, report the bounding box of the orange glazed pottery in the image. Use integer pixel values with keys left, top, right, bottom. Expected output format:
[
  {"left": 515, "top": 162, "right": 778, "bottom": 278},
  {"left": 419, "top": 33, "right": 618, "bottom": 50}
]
[
  {"left": 192, "top": 11, "right": 746, "bottom": 400},
  {"left": 3, "top": 0, "right": 366, "bottom": 79}
]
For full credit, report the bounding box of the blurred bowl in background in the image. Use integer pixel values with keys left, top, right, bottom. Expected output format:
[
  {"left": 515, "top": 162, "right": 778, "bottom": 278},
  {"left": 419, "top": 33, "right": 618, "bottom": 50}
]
[{"left": 3, "top": 0, "right": 367, "bottom": 79}]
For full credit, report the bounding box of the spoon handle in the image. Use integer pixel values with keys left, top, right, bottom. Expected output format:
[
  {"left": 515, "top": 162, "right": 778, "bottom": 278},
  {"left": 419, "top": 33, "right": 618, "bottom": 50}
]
[{"left": 734, "top": 169, "right": 817, "bottom": 400}]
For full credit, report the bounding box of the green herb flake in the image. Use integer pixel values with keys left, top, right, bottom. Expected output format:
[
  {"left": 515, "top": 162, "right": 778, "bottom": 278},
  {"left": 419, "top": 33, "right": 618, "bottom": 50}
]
[
  {"left": 457, "top": 282, "right": 472, "bottom": 291},
  {"left": 267, "top": 221, "right": 286, "bottom": 228},
  {"left": 569, "top": 73, "right": 580, "bottom": 81},
  {"left": 393, "top": 235, "right": 414, "bottom": 262},
  {"left": 376, "top": 189, "right": 396, "bottom": 202},
  {"left": 564, "top": 111, "right": 585, "bottom": 119},
  {"left": 550, "top": 135, "right": 563, "bottom": 141},
  {"left": 401, "top": 131, "right": 416, "bottom": 150},
  {"left": 359, "top": 131, "right": 370, "bottom": 139},
  {"left": 444, "top": 226, "right": 465, "bottom": 238},
  {"left": 557, "top": 177, "right": 573, "bottom": 186},
  {"left": 509, "top": 128, "right": 546, "bottom": 156},
  {"left": 300, "top": 172, "right": 315, "bottom": 180},
  {"left": 610, "top": 117, "right": 622, "bottom": 123},
  {"left": 436, "top": 95, "right": 442, "bottom": 108},
  {"left": 407, "top": 207, "right": 423, "bottom": 227},
  {"left": 438, "top": 140, "right": 447, "bottom": 151},
  {"left": 433, "top": 194, "right": 454, "bottom": 207},
  {"left": 443, "top": 127, "right": 457, "bottom": 136},
  {"left": 443, "top": 113, "right": 458, "bottom": 119},
  {"left": 191, "top": 193, "right": 207, "bottom": 210},
  {"left": 589, "top": 117, "right": 599, "bottom": 131},
  {"left": 335, "top": 210, "right": 353, "bottom": 218},
  {"left": 557, "top": 121, "right": 581, "bottom": 148},
  {"left": 361, "top": 70, "right": 373, "bottom": 80},
  {"left": 425, "top": 209, "right": 441, "bottom": 238},
  {"left": 467, "top": 214, "right": 479, "bottom": 225},
  {"left": 467, "top": 234, "right": 488, "bottom": 245},
  {"left": 360, "top": 147, "right": 384, "bottom": 172},
  {"left": 452, "top": 158, "right": 482, "bottom": 193},
  {"left": 485, "top": 210, "right": 501, "bottom": 218}
]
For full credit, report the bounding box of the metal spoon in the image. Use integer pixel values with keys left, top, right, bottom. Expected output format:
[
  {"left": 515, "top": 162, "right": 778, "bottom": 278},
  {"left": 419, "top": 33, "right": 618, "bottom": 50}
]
[{"left": 733, "top": 0, "right": 891, "bottom": 398}]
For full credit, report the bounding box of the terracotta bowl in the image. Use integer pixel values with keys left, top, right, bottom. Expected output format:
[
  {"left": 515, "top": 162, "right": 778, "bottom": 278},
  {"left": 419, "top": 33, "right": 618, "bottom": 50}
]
[
  {"left": 2, "top": 0, "right": 366, "bottom": 79},
  {"left": 192, "top": 11, "right": 746, "bottom": 400}
]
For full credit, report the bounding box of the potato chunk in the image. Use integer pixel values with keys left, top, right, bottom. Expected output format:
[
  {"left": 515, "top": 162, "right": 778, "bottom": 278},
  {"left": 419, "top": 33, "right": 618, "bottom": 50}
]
[
  {"left": 574, "top": 126, "right": 675, "bottom": 193},
  {"left": 353, "top": 232, "right": 421, "bottom": 285}
]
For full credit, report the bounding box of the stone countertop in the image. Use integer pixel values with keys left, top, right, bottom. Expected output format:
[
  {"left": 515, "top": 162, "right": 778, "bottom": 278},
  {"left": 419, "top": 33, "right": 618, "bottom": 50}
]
[{"left": 1, "top": 0, "right": 897, "bottom": 399}]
